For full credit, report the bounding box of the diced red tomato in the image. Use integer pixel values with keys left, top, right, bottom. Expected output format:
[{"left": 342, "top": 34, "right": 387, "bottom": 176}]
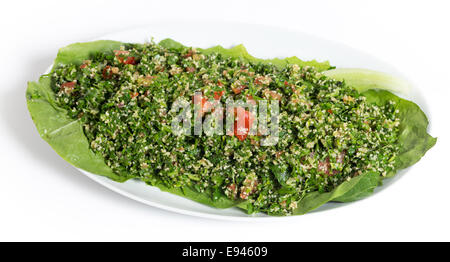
[
  {"left": 232, "top": 85, "right": 247, "bottom": 94},
  {"left": 123, "top": 56, "right": 136, "bottom": 65},
  {"left": 183, "top": 49, "right": 194, "bottom": 58},
  {"left": 192, "top": 93, "right": 210, "bottom": 117},
  {"left": 327, "top": 109, "right": 333, "bottom": 114},
  {"left": 234, "top": 107, "right": 255, "bottom": 141},
  {"left": 61, "top": 81, "right": 76, "bottom": 89},
  {"left": 130, "top": 92, "right": 139, "bottom": 98},
  {"left": 113, "top": 50, "right": 136, "bottom": 64},
  {"left": 102, "top": 66, "right": 112, "bottom": 79},
  {"left": 214, "top": 90, "right": 225, "bottom": 100},
  {"left": 227, "top": 184, "right": 237, "bottom": 199},
  {"left": 193, "top": 91, "right": 225, "bottom": 116},
  {"left": 80, "top": 60, "right": 90, "bottom": 69},
  {"left": 60, "top": 81, "right": 76, "bottom": 94}
]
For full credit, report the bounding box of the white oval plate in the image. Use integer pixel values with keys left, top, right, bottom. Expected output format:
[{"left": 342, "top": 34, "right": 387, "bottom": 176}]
[{"left": 49, "top": 22, "right": 426, "bottom": 220}]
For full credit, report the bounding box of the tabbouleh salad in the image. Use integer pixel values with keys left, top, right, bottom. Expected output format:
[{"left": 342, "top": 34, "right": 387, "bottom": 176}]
[{"left": 50, "top": 41, "right": 400, "bottom": 215}]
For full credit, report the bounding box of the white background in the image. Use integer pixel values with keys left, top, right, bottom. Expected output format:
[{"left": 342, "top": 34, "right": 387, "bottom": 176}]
[{"left": 1, "top": 0, "right": 449, "bottom": 241}]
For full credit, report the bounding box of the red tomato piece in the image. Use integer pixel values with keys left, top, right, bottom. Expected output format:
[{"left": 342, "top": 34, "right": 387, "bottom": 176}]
[
  {"left": 113, "top": 50, "right": 136, "bottom": 64},
  {"left": 234, "top": 107, "right": 255, "bottom": 141},
  {"left": 214, "top": 90, "right": 225, "bottom": 100},
  {"left": 232, "top": 85, "right": 247, "bottom": 94},
  {"left": 60, "top": 81, "right": 76, "bottom": 94},
  {"left": 123, "top": 56, "right": 136, "bottom": 65},
  {"left": 102, "top": 66, "right": 112, "bottom": 79}
]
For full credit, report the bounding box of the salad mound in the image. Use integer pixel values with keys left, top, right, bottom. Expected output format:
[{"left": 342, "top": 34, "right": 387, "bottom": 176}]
[{"left": 26, "top": 39, "right": 436, "bottom": 215}]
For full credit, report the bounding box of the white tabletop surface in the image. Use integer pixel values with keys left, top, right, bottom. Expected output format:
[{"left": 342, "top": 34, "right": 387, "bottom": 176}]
[{"left": 1, "top": 0, "right": 449, "bottom": 241}]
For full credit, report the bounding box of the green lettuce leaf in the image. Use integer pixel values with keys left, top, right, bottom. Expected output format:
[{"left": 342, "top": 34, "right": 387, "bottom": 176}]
[
  {"left": 26, "top": 74, "right": 129, "bottom": 182},
  {"left": 323, "top": 68, "right": 412, "bottom": 94},
  {"left": 53, "top": 40, "right": 123, "bottom": 68},
  {"left": 26, "top": 38, "right": 435, "bottom": 215},
  {"left": 146, "top": 180, "right": 244, "bottom": 209},
  {"left": 294, "top": 172, "right": 380, "bottom": 215},
  {"left": 159, "top": 38, "right": 333, "bottom": 72}
]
